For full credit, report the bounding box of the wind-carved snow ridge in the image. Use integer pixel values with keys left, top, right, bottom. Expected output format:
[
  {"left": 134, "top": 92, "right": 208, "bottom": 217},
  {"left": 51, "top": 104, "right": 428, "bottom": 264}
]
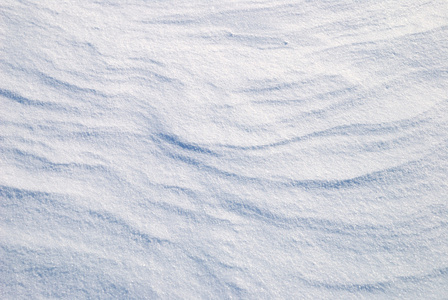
[{"left": 1, "top": 0, "right": 448, "bottom": 298}]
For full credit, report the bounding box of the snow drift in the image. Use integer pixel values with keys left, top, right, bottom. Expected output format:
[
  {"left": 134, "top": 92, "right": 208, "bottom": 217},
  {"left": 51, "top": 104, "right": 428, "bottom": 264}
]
[{"left": 1, "top": 0, "right": 448, "bottom": 298}]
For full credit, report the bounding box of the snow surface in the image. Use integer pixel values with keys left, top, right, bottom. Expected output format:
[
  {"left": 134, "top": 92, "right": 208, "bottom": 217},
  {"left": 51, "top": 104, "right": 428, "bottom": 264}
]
[{"left": 1, "top": 0, "right": 448, "bottom": 298}]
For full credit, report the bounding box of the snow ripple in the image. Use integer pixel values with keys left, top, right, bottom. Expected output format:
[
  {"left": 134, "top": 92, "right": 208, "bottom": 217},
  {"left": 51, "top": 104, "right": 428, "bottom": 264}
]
[{"left": 1, "top": 0, "right": 448, "bottom": 298}]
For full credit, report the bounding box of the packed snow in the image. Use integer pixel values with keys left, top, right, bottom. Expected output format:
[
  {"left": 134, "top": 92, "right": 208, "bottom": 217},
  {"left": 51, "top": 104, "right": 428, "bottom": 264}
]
[{"left": 1, "top": 0, "right": 448, "bottom": 298}]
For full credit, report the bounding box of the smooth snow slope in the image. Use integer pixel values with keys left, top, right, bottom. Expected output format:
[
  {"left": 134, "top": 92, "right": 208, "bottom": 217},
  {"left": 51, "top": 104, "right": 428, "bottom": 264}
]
[{"left": 1, "top": 0, "right": 448, "bottom": 298}]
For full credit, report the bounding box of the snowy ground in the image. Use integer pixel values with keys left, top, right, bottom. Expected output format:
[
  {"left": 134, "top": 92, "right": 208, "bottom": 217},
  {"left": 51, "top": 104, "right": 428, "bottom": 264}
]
[{"left": 1, "top": 0, "right": 448, "bottom": 298}]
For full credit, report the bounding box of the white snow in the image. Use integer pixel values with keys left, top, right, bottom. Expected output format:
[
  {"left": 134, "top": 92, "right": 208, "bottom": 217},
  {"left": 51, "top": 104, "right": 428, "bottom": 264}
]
[{"left": 1, "top": 0, "right": 448, "bottom": 298}]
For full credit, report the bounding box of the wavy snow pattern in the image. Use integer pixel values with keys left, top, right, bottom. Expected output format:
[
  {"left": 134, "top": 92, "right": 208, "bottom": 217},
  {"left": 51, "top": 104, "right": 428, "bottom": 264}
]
[{"left": 1, "top": 0, "right": 448, "bottom": 298}]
